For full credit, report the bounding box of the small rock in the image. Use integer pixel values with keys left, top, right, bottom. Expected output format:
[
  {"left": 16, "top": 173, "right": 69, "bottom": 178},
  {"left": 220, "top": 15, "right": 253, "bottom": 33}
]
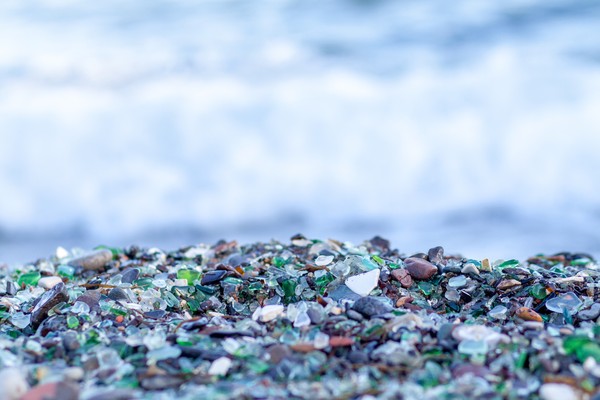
[
  {"left": 201, "top": 270, "right": 228, "bottom": 285},
  {"left": 329, "top": 336, "right": 354, "bottom": 347},
  {"left": 315, "top": 255, "right": 334, "bottom": 266},
  {"left": 0, "top": 368, "right": 29, "bottom": 400},
  {"left": 461, "top": 263, "right": 479, "bottom": 275},
  {"left": 21, "top": 382, "right": 78, "bottom": 400},
  {"left": 348, "top": 350, "right": 370, "bottom": 364},
  {"left": 391, "top": 269, "right": 413, "bottom": 288},
  {"left": 75, "top": 291, "right": 101, "bottom": 312},
  {"left": 352, "top": 296, "right": 393, "bottom": 318},
  {"left": 516, "top": 307, "right": 543, "bottom": 322},
  {"left": 254, "top": 305, "right": 284, "bottom": 322},
  {"left": 31, "top": 282, "right": 69, "bottom": 329},
  {"left": 37, "top": 276, "right": 63, "bottom": 290},
  {"left": 404, "top": 258, "right": 438, "bottom": 280},
  {"left": 69, "top": 249, "right": 113, "bottom": 270},
  {"left": 267, "top": 344, "right": 291, "bottom": 364},
  {"left": 208, "top": 356, "right": 232, "bottom": 376},
  {"left": 140, "top": 375, "right": 185, "bottom": 390},
  {"left": 108, "top": 287, "right": 130, "bottom": 302},
  {"left": 346, "top": 309, "right": 364, "bottom": 321},
  {"left": 539, "top": 383, "right": 580, "bottom": 400},
  {"left": 120, "top": 268, "right": 140, "bottom": 284},
  {"left": 578, "top": 303, "right": 600, "bottom": 321},
  {"left": 63, "top": 366, "right": 85, "bottom": 381},
  {"left": 428, "top": 246, "right": 444, "bottom": 264},
  {"left": 497, "top": 279, "right": 521, "bottom": 290},
  {"left": 345, "top": 269, "right": 381, "bottom": 297},
  {"left": 6, "top": 281, "right": 17, "bottom": 295}
]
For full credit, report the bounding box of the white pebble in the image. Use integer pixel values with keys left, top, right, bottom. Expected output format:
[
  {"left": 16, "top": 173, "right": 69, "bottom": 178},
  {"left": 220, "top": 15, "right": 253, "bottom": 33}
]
[
  {"left": 208, "top": 357, "right": 232, "bottom": 376},
  {"left": 259, "top": 305, "right": 284, "bottom": 322},
  {"left": 38, "top": 276, "right": 63, "bottom": 289},
  {"left": 0, "top": 368, "right": 29, "bottom": 400},
  {"left": 539, "top": 383, "right": 579, "bottom": 400},
  {"left": 315, "top": 255, "right": 334, "bottom": 266},
  {"left": 345, "top": 269, "right": 380, "bottom": 297}
]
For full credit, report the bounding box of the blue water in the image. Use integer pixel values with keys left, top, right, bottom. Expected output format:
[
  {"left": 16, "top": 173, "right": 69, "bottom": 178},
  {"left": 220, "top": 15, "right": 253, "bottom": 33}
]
[{"left": 1, "top": 0, "right": 600, "bottom": 264}]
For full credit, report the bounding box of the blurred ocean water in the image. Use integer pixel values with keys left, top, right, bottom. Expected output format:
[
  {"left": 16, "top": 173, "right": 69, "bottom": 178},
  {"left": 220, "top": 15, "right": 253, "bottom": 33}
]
[{"left": 1, "top": 0, "right": 600, "bottom": 263}]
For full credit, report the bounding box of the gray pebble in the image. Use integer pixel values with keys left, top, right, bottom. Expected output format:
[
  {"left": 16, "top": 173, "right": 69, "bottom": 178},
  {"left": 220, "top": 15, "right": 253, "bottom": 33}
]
[
  {"left": 70, "top": 249, "right": 113, "bottom": 271},
  {"left": 31, "top": 282, "right": 68, "bottom": 328},
  {"left": 120, "top": 268, "right": 140, "bottom": 284},
  {"left": 578, "top": 303, "right": 600, "bottom": 321},
  {"left": 352, "top": 296, "right": 393, "bottom": 318}
]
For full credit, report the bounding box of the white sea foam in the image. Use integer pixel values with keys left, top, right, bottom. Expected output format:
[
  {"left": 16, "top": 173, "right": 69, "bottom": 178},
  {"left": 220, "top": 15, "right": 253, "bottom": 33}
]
[{"left": 1, "top": 0, "right": 600, "bottom": 262}]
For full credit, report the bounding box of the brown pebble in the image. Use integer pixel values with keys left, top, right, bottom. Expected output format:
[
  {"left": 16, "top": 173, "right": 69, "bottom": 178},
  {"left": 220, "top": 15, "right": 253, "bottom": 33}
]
[
  {"left": 391, "top": 269, "right": 413, "bottom": 288},
  {"left": 404, "top": 258, "right": 438, "bottom": 280},
  {"left": 396, "top": 296, "right": 414, "bottom": 307},
  {"left": 329, "top": 336, "right": 354, "bottom": 347},
  {"left": 69, "top": 249, "right": 113, "bottom": 271},
  {"left": 516, "top": 307, "right": 543, "bottom": 322},
  {"left": 291, "top": 343, "right": 317, "bottom": 353},
  {"left": 497, "top": 279, "right": 521, "bottom": 291}
]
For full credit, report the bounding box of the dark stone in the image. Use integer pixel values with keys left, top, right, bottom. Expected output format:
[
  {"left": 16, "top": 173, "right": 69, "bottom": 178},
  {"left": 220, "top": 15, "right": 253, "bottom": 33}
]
[
  {"left": 348, "top": 350, "right": 370, "bottom": 364},
  {"left": 427, "top": 246, "right": 444, "bottom": 265},
  {"left": 120, "top": 268, "right": 140, "bottom": 284},
  {"left": 352, "top": 296, "right": 393, "bottom": 318},
  {"left": 328, "top": 284, "right": 362, "bottom": 302},
  {"left": 31, "top": 283, "right": 68, "bottom": 329},
  {"left": 108, "top": 288, "right": 130, "bottom": 302},
  {"left": 369, "top": 236, "right": 390, "bottom": 252},
  {"left": 76, "top": 291, "right": 101, "bottom": 312},
  {"left": 209, "top": 330, "right": 254, "bottom": 338},
  {"left": 144, "top": 310, "right": 166, "bottom": 319},
  {"left": 404, "top": 258, "right": 438, "bottom": 280},
  {"left": 69, "top": 249, "right": 113, "bottom": 271},
  {"left": 181, "top": 317, "right": 209, "bottom": 331},
  {"left": 409, "top": 253, "right": 428, "bottom": 260},
  {"left": 6, "top": 281, "right": 17, "bottom": 296},
  {"left": 201, "top": 270, "right": 228, "bottom": 285}
]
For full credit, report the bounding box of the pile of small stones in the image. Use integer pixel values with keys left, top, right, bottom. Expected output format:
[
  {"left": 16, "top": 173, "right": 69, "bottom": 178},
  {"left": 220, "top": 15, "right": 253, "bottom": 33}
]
[{"left": 1, "top": 235, "right": 599, "bottom": 400}]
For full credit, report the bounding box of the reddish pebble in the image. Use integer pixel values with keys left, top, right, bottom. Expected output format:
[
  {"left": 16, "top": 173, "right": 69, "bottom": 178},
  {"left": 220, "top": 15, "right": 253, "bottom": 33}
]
[
  {"left": 291, "top": 343, "right": 317, "bottom": 353},
  {"left": 404, "top": 258, "right": 438, "bottom": 280},
  {"left": 21, "top": 382, "right": 78, "bottom": 400},
  {"left": 516, "top": 307, "right": 543, "bottom": 322},
  {"left": 329, "top": 336, "right": 354, "bottom": 347},
  {"left": 391, "top": 269, "right": 413, "bottom": 288},
  {"left": 115, "top": 315, "right": 124, "bottom": 323}
]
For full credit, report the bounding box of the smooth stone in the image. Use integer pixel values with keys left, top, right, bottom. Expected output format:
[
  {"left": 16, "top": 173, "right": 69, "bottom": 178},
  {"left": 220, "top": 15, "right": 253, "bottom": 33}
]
[
  {"left": 345, "top": 269, "right": 380, "bottom": 297},
  {"left": 201, "top": 270, "right": 228, "bottom": 285},
  {"left": 75, "top": 291, "right": 101, "bottom": 312},
  {"left": 0, "top": 368, "right": 30, "bottom": 400},
  {"left": 21, "top": 382, "right": 78, "bottom": 400},
  {"left": 352, "top": 296, "right": 393, "bottom": 318},
  {"left": 404, "top": 258, "right": 437, "bottom": 280},
  {"left": 63, "top": 367, "right": 85, "bottom": 381},
  {"left": 578, "top": 303, "right": 600, "bottom": 321},
  {"left": 69, "top": 249, "right": 113, "bottom": 270},
  {"left": 144, "top": 310, "right": 166, "bottom": 319},
  {"left": 306, "top": 307, "right": 325, "bottom": 325},
  {"left": 497, "top": 279, "right": 521, "bottom": 290},
  {"left": 328, "top": 284, "right": 362, "bottom": 302},
  {"left": 348, "top": 350, "right": 370, "bottom": 364},
  {"left": 108, "top": 287, "right": 130, "bottom": 302},
  {"left": 516, "top": 307, "right": 543, "bottom": 322},
  {"left": 539, "top": 383, "right": 579, "bottom": 400},
  {"left": 428, "top": 246, "right": 444, "bottom": 264},
  {"left": 452, "top": 325, "right": 507, "bottom": 347},
  {"left": 120, "top": 268, "right": 140, "bottom": 284},
  {"left": 346, "top": 309, "right": 364, "bottom": 321},
  {"left": 31, "top": 282, "right": 69, "bottom": 328},
  {"left": 390, "top": 269, "right": 413, "bottom": 288},
  {"left": 38, "top": 276, "right": 63, "bottom": 290},
  {"left": 208, "top": 356, "right": 232, "bottom": 376},
  {"left": 267, "top": 344, "right": 291, "bottom": 364},
  {"left": 315, "top": 255, "right": 334, "bottom": 266},
  {"left": 461, "top": 263, "right": 479, "bottom": 275},
  {"left": 254, "top": 305, "right": 284, "bottom": 322}
]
